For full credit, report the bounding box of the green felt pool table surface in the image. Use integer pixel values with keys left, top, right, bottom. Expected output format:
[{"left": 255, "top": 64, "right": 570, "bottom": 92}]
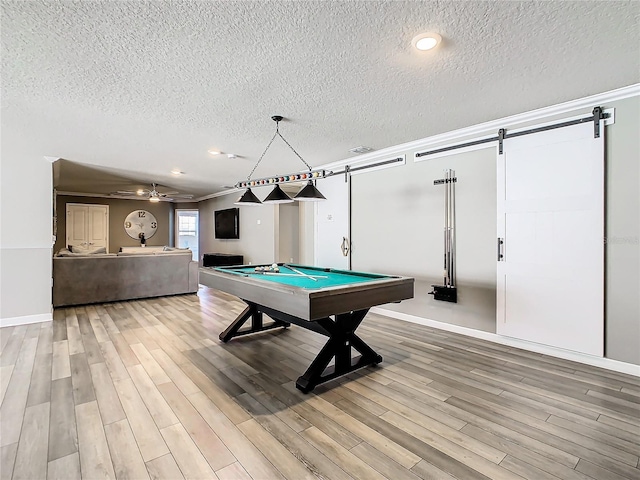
[{"left": 213, "top": 264, "right": 391, "bottom": 289}]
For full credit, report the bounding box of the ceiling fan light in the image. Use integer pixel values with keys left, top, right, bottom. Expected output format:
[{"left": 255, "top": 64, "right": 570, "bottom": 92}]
[
  {"left": 234, "top": 188, "right": 262, "bottom": 206},
  {"left": 149, "top": 196, "right": 160, "bottom": 203},
  {"left": 294, "top": 180, "right": 326, "bottom": 202},
  {"left": 263, "top": 184, "right": 293, "bottom": 204}
]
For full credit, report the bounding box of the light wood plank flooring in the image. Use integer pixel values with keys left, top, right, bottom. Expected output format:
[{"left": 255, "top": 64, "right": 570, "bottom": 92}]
[{"left": 1, "top": 286, "right": 639, "bottom": 479}]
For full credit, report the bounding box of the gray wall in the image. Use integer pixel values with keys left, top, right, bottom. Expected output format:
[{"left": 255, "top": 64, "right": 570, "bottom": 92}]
[
  {"left": 604, "top": 96, "right": 640, "bottom": 365},
  {"left": 351, "top": 147, "right": 497, "bottom": 333},
  {"left": 299, "top": 202, "right": 315, "bottom": 264},
  {"left": 278, "top": 203, "right": 300, "bottom": 263},
  {"left": 199, "top": 193, "right": 277, "bottom": 266},
  {"left": 55, "top": 195, "right": 174, "bottom": 253}
]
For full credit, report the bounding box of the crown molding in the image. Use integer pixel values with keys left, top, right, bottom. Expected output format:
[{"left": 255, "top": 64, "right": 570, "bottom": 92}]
[
  {"left": 194, "top": 189, "right": 239, "bottom": 202},
  {"left": 318, "top": 83, "right": 640, "bottom": 172},
  {"left": 56, "top": 191, "right": 175, "bottom": 202}
]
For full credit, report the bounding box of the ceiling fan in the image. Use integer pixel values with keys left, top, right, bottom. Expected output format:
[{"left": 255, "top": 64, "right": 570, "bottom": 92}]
[{"left": 112, "top": 183, "right": 194, "bottom": 202}]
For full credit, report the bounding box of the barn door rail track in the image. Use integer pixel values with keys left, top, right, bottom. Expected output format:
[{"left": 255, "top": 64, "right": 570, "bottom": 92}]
[{"left": 415, "top": 107, "right": 607, "bottom": 158}]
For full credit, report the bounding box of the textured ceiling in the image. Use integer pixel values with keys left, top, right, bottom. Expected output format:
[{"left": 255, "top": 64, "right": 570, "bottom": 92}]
[{"left": 2, "top": 0, "right": 639, "bottom": 198}]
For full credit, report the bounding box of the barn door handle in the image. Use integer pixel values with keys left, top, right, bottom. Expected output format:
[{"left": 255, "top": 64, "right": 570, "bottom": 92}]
[
  {"left": 497, "top": 238, "right": 504, "bottom": 261},
  {"left": 341, "top": 237, "right": 350, "bottom": 257}
]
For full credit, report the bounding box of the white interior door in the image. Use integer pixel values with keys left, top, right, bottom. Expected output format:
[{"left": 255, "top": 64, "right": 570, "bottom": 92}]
[
  {"left": 87, "top": 205, "right": 108, "bottom": 248},
  {"left": 315, "top": 174, "right": 350, "bottom": 269},
  {"left": 497, "top": 121, "right": 604, "bottom": 356},
  {"left": 66, "top": 204, "right": 108, "bottom": 250},
  {"left": 66, "top": 204, "right": 88, "bottom": 247}
]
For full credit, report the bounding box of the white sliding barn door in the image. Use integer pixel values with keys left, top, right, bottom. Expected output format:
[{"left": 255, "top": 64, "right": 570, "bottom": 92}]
[
  {"left": 315, "top": 174, "right": 350, "bottom": 269},
  {"left": 497, "top": 121, "right": 604, "bottom": 356}
]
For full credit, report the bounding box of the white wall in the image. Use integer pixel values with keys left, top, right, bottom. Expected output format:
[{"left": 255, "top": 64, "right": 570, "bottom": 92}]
[
  {"left": 351, "top": 147, "right": 497, "bottom": 333},
  {"left": 278, "top": 203, "right": 299, "bottom": 263},
  {"left": 299, "top": 202, "right": 315, "bottom": 264},
  {"left": 0, "top": 135, "right": 54, "bottom": 326}
]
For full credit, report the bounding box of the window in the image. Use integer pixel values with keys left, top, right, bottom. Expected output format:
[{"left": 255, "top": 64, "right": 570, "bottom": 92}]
[
  {"left": 176, "top": 210, "right": 199, "bottom": 261},
  {"left": 179, "top": 215, "right": 197, "bottom": 236}
]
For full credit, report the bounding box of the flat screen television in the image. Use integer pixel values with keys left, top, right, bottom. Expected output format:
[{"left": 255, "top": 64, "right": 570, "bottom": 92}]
[{"left": 214, "top": 208, "right": 240, "bottom": 239}]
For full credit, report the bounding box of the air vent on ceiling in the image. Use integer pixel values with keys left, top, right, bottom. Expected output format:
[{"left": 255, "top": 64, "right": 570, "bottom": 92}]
[{"left": 349, "top": 146, "right": 375, "bottom": 154}]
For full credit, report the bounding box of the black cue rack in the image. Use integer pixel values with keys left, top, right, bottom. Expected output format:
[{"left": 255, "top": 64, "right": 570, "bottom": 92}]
[{"left": 429, "top": 169, "right": 458, "bottom": 303}]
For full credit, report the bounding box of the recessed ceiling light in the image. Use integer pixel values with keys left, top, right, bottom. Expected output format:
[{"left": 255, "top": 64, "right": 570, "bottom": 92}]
[
  {"left": 412, "top": 32, "right": 442, "bottom": 51},
  {"left": 136, "top": 189, "right": 145, "bottom": 195},
  {"left": 208, "top": 150, "right": 221, "bottom": 155},
  {"left": 171, "top": 169, "right": 184, "bottom": 175}
]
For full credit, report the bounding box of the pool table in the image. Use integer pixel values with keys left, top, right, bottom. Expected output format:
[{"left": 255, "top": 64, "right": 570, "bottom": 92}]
[{"left": 199, "top": 264, "right": 414, "bottom": 392}]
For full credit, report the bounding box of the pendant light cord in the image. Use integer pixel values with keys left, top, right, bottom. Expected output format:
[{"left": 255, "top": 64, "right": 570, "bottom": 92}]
[
  {"left": 247, "top": 130, "right": 278, "bottom": 181},
  {"left": 246, "top": 118, "right": 312, "bottom": 181}
]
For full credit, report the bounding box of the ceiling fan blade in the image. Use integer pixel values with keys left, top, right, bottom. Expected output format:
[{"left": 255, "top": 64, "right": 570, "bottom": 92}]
[{"left": 170, "top": 194, "right": 194, "bottom": 199}]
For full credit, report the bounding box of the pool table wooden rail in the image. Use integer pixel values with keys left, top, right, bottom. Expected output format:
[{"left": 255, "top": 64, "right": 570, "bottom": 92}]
[{"left": 199, "top": 266, "right": 414, "bottom": 321}]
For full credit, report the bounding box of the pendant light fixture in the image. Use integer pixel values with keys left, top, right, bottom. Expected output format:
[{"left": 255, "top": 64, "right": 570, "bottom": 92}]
[
  {"left": 263, "top": 184, "right": 293, "bottom": 204},
  {"left": 294, "top": 181, "right": 326, "bottom": 201},
  {"left": 234, "top": 116, "right": 327, "bottom": 205},
  {"left": 234, "top": 187, "right": 262, "bottom": 206}
]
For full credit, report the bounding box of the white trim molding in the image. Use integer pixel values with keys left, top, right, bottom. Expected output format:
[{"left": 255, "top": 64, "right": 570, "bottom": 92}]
[
  {"left": 0, "top": 312, "right": 53, "bottom": 328},
  {"left": 348, "top": 154, "right": 406, "bottom": 176},
  {"left": 318, "top": 84, "right": 639, "bottom": 173},
  {"left": 371, "top": 307, "right": 640, "bottom": 378}
]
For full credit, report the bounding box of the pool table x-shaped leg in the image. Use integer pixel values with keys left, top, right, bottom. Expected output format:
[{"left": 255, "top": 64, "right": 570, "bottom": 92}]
[{"left": 219, "top": 301, "right": 383, "bottom": 393}]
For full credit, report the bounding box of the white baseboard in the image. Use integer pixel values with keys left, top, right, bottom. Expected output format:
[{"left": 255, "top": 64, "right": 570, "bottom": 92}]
[
  {"left": 371, "top": 307, "right": 640, "bottom": 378},
  {"left": 0, "top": 312, "right": 53, "bottom": 328}
]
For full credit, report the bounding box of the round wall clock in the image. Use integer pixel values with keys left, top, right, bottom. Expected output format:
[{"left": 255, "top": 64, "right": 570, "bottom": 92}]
[{"left": 124, "top": 210, "right": 158, "bottom": 240}]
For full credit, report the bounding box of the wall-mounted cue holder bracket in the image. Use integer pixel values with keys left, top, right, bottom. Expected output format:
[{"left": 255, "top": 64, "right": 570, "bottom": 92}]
[
  {"left": 429, "top": 169, "right": 458, "bottom": 303},
  {"left": 428, "top": 285, "right": 458, "bottom": 303},
  {"left": 433, "top": 177, "right": 457, "bottom": 185}
]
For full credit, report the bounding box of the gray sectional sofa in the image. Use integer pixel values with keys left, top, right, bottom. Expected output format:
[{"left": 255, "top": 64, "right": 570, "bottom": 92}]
[{"left": 52, "top": 248, "right": 199, "bottom": 307}]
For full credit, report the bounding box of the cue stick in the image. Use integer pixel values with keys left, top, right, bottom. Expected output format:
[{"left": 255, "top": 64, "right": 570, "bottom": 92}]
[
  {"left": 447, "top": 168, "right": 451, "bottom": 287},
  {"left": 451, "top": 168, "right": 456, "bottom": 286},
  {"left": 246, "top": 272, "right": 328, "bottom": 278},
  {"left": 443, "top": 169, "right": 449, "bottom": 286},
  {"left": 284, "top": 264, "right": 317, "bottom": 281}
]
